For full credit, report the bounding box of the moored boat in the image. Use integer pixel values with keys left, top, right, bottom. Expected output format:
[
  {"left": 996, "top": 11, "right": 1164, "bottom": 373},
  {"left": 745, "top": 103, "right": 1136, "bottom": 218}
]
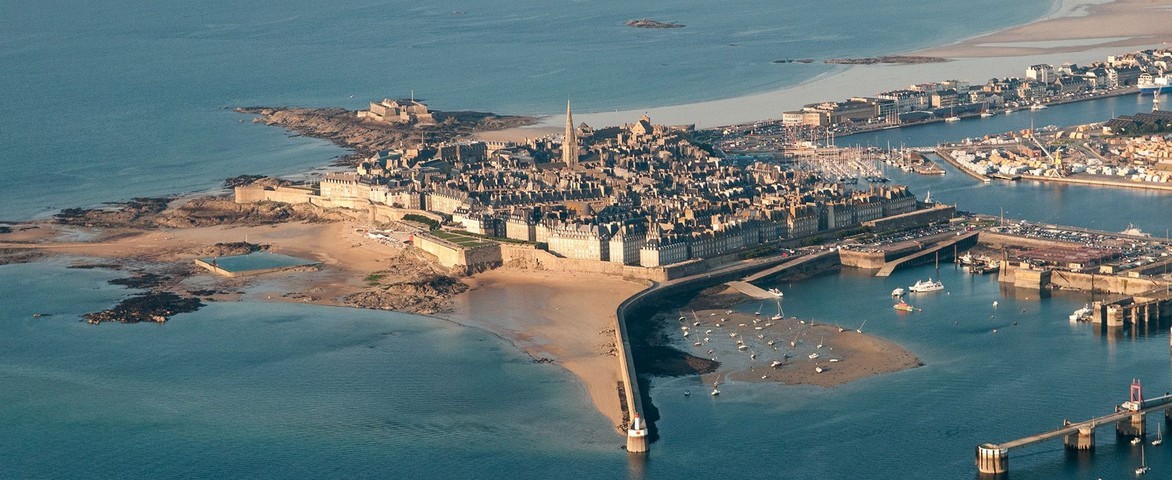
[{"left": 908, "top": 278, "right": 944, "bottom": 293}]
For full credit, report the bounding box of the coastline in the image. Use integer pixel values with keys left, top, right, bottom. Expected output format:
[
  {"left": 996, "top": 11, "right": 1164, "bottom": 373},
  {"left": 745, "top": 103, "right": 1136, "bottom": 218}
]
[
  {"left": 476, "top": 0, "right": 1172, "bottom": 131},
  {"left": 441, "top": 269, "right": 647, "bottom": 431}
]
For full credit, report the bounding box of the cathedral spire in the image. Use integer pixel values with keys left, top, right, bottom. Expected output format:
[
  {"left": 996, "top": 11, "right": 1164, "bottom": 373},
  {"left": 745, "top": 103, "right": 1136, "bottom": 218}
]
[{"left": 563, "top": 100, "right": 578, "bottom": 167}]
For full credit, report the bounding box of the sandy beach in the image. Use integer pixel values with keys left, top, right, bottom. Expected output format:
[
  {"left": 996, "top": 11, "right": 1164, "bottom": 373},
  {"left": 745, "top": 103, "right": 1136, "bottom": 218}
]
[
  {"left": 442, "top": 270, "right": 647, "bottom": 431},
  {"left": 2, "top": 218, "right": 649, "bottom": 430},
  {"left": 920, "top": 0, "right": 1172, "bottom": 59},
  {"left": 469, "top": 0, "right": 1172, "bottom": 131}
]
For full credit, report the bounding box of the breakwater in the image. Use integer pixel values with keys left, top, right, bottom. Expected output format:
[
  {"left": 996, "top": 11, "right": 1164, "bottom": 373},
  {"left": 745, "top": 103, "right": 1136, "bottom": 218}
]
[{"left": 612, "top": 250, "right": 841, "bottom": 450}]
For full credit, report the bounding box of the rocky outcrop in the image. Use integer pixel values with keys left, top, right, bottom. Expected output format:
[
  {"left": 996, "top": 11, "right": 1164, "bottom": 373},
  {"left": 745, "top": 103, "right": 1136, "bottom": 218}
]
[
  {"left": 342, "top": 249, "right": 468, "bottom": 314},
  {"left": 342, "top": 275, "right": 468, "bottom": 315},
  {"left": 235, "top": 106, "right": 536, "bottom": 163},
  {"left": 825, "top": 56, "right": 948, "bottom": 65},
  {"left": 625, "top": 19, "right": 685, "bottom": 29},
  {"left": 54, "top": 197, "right": 171, "bottom": 229},
  {"left": 83, "top": 291, "right": 203, "bottom": 324}
]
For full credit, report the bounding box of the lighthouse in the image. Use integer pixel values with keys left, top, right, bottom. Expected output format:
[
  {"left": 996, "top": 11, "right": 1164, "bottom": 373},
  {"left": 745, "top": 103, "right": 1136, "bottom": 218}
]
[{"left": 626, "top": 412, "right": 648, "bottom": 453}]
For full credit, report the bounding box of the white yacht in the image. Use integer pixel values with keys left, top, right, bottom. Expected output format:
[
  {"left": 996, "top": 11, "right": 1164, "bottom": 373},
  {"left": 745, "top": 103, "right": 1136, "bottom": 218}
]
[
  {"left": 1069, "top": 304, "right": 1092, "bottom": 323},
  {"left": 908, "top": 278, "right": 944, "bottom": 293},
  {"left": 891, "top": 287, "right": 905, "bottom": 297}
]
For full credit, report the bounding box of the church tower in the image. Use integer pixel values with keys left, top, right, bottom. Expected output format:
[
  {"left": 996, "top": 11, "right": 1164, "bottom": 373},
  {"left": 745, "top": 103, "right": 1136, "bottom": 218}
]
[{"left": 563, "top": 101, "right": 578, "bottom": 167}]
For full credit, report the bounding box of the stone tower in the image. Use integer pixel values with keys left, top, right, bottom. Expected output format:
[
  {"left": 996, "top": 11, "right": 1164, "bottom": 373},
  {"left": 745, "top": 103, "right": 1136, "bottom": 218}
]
[{"left": 563, "top": 101, "right": 578, "bottom": 167}]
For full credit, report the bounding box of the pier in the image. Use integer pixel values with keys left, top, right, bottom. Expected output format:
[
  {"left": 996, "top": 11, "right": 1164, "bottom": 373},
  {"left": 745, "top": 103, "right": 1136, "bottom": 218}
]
[
  {"left": 874, "top": 231, "right": 979, "bottom": 277},
  {"left": 977, "top": 380, "right": 1172, "bottom": 475},
  {"left": 613, "top": 249, "right": 841, "bottom": 453}
]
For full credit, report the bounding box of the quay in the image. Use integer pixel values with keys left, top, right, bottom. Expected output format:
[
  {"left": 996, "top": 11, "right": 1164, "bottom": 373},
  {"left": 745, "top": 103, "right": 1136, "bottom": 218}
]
[
  {"left": 977, "top": 380, "right": 1172, "bottom": 475},
  {"left": 613, "top": 249, "right": 842, "bottom": 453},
  {"left": 874, "top": 231, "right": 979, "bottom": 277}
]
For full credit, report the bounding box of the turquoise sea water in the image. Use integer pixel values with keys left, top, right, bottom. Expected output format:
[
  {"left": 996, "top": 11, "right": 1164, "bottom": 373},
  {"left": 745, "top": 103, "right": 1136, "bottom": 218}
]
[
  {"left": 6, "top": 1, "right": 1172, "bottom": 478},
  {"left": 0, "top": 262, "right": 621, "bottom": 479},
  {"left": 202, "top": 251, "right": 319, "bottom": 273}
]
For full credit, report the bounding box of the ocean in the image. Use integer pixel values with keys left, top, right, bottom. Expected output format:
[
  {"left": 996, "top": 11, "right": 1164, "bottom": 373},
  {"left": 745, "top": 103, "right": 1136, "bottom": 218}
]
[
  {"left": 4, "top": 0, "right": 1172, "bottom": 478},
  {"left": 2, "top": 0, "right": 1050, "bottom": 220}
]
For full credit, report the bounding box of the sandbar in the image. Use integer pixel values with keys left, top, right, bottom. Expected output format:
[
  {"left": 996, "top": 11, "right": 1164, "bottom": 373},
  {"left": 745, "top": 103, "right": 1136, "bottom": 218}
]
[{"left": 671, "top": 308, "right": 920, "bottom": 389}]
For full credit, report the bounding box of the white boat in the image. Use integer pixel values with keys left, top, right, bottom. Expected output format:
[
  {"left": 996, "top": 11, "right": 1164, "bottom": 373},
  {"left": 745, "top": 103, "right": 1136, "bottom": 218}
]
[
  {"left": 711, "top": 388, "right": 720, "bottom": 396},
  {"left": 1138, "top": 72, "right": 1172, "bottom": 94},
  {"left": 771, "top": 360, "right": 783, "bottom": 368},
  {"left": 815, "top": 366, "right": 825, "bottom": 373},
  {"left": 828, "top": 358, "right": 840, "bottom": 362},
  {"left": 944, "top": 115, "right": 960, "bottom": 122},
  {"left": 1132, "top": 437, "right": 1143, "bottom": 446},
  {"left": 1154, "top": 423, "right": 1163, "bottom": 446},
  {"left": 808, "top": 352, "right": 820, "bottom": 360},
  {"left": 817, "top": 337, "right": 824, "bottom": 349},
  {"left": 908, "top": 278, "right": 944, "bottom": 293},
  {"left": 767, "top": 288, "right": 783, "bottom": 298},
  {"left": 891, "top": 287, "right": 905, "bottom": 297},
  {"left": 1030, "top": 103, "right": 1047, "bottom": 110},
  {"left": 771, "top": 313, "right": 783, "bottom": 321},
  {"left": 1069, "top": 304, "right": 1092, "bottom": 322},
  {"left": 980, "top": 111, "right": 994, "bottom": 118}
]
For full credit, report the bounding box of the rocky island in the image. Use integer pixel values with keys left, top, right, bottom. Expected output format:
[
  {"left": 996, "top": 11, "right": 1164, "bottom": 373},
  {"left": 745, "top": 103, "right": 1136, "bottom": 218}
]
[{"left": 624, "top": 19, "right": 685, "bottom": 29}]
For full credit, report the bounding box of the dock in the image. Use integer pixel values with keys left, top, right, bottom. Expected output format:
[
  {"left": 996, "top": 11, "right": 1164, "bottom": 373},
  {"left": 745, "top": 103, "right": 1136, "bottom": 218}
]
[
  {"left": 874, "top": 231, "right": 979, "bottom": 277},
  {"left": 977, "top": 380, "right": 1172, "bottom": 475}
]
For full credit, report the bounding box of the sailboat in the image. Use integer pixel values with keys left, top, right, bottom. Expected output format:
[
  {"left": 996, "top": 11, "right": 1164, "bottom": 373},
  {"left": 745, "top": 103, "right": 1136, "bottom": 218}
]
[
  {"left": 1136, "top": 442, "right": 1150, "bottom": 475},
  {"left": 944, "top": 106, "right": 960, "bottom": 122},
  {"left": 817, "top": 337, "right": 824, "bottom": 349},
  {"left": 755, "top": 302, "right": 763, "bottom": 316},
  {"left": 771, "top": 297, "right": 784, "bottom": 321},
  {"left": 856, "top": 319, "right": 867, "bottom": 333},
  {"left": 1154, "top": 423, "right": 1163, "bottom": 446}
]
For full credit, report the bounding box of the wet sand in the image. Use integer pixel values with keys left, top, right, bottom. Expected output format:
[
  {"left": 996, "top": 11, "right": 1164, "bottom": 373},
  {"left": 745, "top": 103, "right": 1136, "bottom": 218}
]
[
  {"left": 525, "top": 0, "right": 1172, "bottom": 129},
  {"left": 442, "top": 270, "right": 647, "bottom": 431},
  {"left": 919, "top": 0, "right": 1172, "bottom": 59},
  {"left": 671, "top": 309, "right": 921, "bottom": 389}
]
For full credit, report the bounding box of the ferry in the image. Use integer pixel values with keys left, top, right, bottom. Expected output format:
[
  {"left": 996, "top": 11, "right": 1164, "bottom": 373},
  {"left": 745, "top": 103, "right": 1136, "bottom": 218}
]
[
  {"left": 1138, "top": 73, "right": 1172, "bottom": 95},
  {"left": 908, "top": 278, "right": 944, "bottom": 293}
]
